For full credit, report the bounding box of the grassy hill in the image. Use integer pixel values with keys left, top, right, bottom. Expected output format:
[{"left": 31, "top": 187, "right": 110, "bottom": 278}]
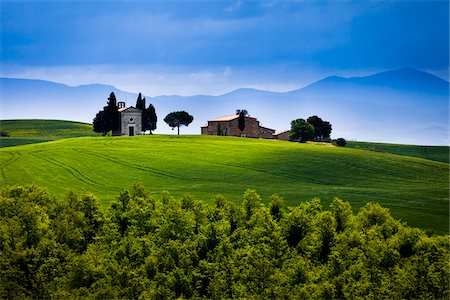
[
  {"left": 347, "top": 141, "right": 449, "bottom": 164},
  {"left": 0, "top": 135, "right": 448, "bottom": 234},
  {"left": 0, "top": 119, "right": 100, "bottom": 148}
]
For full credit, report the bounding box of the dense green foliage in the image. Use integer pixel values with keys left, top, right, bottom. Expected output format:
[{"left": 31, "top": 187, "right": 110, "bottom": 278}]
[
  {"left": 290, "top": 118, "right": 315, "bottom": 142},
  {"left": 135, "top": 92, "right": 145, "bottom": 111},
  {"left": 307, "top": 115, "right": 332, "bottom": 140},
  {"left": 1, "top": 184, "right": 448, "bottom": 299},
  {"left": 164, "top": 111, "right": 194, "bottom": 135},
  {"left": 0, "top": 135, "right": 448, "bottom": 234},
  {"left": 238, "top": 111, "right": 246, "bottom": 134},
  {"left": 93, "top": 92, "right": 121, "bottom": 135},
  {"left": 136, "top": 93, "right": 157, "bottom": 134},
  {"left": 347, "top": 141, "right": 450, "bottom": 164},
  {"left": 334, "top": 138, "right": 347, "bottom": 147},
  {"left": 144, "top": 104, "right": 157, "bottom": 134}
]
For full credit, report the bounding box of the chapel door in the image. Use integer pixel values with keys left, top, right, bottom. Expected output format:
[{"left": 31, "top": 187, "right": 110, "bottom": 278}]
[{"left": 129, "top": 126, "right": 135, "bottom": 136}]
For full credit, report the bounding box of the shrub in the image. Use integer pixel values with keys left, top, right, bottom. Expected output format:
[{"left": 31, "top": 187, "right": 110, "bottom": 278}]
[
  {"left": 334, "top": 138, "right": 346, "bottom": 147},
  {"left": 0, "top": 131, "right": 9, "bottom": 137}
]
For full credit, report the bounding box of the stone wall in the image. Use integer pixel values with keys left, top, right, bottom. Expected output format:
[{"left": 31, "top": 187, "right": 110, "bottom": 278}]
[
  {"left": 120, "top": 108, "right": 142, "bottom": 136},
  {"left": 203, "top": 116, "right": 275, "bottom": 138},
  {"left": 274, "top": 130, "right": 290, "bottom": 141}
]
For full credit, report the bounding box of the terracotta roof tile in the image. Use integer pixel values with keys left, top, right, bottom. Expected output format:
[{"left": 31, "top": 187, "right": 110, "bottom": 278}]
[{"left": 208, "top": 114, "right": 256, "bottom": 122}]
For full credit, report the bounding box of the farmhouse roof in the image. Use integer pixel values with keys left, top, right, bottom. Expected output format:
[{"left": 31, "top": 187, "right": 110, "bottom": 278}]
[
  {"left": 274, "top": 129, "right": 290, "bottom": 135},
  {"left": 260, "top": 125, "right": 276, "bottom": 132},
  {"left": 208, "top": 114, "right": 256, "bottom": 122}
]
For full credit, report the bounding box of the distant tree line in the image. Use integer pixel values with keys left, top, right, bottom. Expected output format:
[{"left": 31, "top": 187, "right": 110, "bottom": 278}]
[{"left": 1, "top": 184, "right": 448, "bottom": 299}]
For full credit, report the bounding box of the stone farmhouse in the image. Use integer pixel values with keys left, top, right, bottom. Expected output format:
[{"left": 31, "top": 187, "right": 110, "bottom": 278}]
[
  {"left": 113, "top": 101, "right": 142, "bottom": 136},
  {"left": 273, "top": 130, "right": 291, "bottom": 140},
  {"left": 201, "top": 113, "right": 290, "bottom": 140}
]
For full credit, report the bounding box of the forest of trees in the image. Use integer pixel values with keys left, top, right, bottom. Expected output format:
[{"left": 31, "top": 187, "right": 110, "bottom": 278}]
[{"left": 1, "top": 184, "right": 448, "bottom": 299}]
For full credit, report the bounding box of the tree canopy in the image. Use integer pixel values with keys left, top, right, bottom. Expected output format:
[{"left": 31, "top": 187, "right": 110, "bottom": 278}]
[
  {"left": 238, "top": 110, "right": 246, "bottom": 135},
  {"left": 135, "top": 93, "right": 145, "bottom": 110},
  {"left": 135, "top": 93, "right": 158, "bottom": 134},
  {"left": 143, "top": 103, "right": 157, "bottom": 134},
  {"left": 1, "top": 184, "right": 448, "bottom": 299},
  {"left": 164, "top": 111, "right": 193, "bottom": 135},
  {"left": 289, "top": 118, "right": 315, "bottom": 142},
  {"left": 307, "top": 115, "right": 332, "bottom": 140},
  {"left": 290, "top": 116, "right": 332, "bottom": 142},
  {"left": 93, "top": 92, "right": 120, "bottom": 135}
]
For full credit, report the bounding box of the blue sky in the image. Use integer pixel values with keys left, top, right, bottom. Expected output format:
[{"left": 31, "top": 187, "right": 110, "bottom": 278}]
[{"left": 1, "top": 0, "right": 448, "bottom": 96}]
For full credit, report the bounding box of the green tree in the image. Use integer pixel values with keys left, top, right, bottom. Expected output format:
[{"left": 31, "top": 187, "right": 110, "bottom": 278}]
[
  {"left": 242, "top": 189, "right": 262, "bottom": 220},
  {"left": 289, "top": 118, "right": 314, "bottom": 142},
  {"left": 237, "top": 111, "right": 246, "bottom": 136},
  {"left": 143, "top": 103, "right": 157, "bottom": 134},
  {"left": 135, "top": 93, "right": 145, "bottom": 110},
  {"left": 269, "top": 194, "right": 284, "bottom": 221},
  {"left": 93, "top": 92, "right": 120, "bottom": 135},
  {"left": 334, "top": 138, "right": 346, "bottom": 147},
  {"left": 307, "top": 115, "right": 332, "bottom": 140},
  {"left": 136, "top": 93, "right": 152, "bottom": 134},
  {"left": 1, "top": 184, "right": 449, "bottom": 299},
  {"left": 93, "top": 110, "right": 107, "bottom": 135},
  {"left": 105, "top": 92, "right": 120, "bottom": 134},
  {"left": 164, "top": 111, "right": 194, "bottom": 135}
]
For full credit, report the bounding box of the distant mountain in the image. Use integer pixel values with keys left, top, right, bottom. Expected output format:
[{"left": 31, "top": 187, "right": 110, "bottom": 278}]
[
  {"left": 0, "top": 78, "right": 138, "bottom": 123},
  {"left": 1, "top": 68, "right": 448, "bottom": 145}
]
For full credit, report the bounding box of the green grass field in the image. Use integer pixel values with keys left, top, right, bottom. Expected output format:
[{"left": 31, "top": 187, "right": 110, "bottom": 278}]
[
  {"left": 0, "top": 137, "right": 56, "bottom": 148},
  {"left": 347, "top": 141, "right": 449, "bottom": 164},
  {"left": 0, "top": 135, "right": 448, "bottom": 234},
  {"left": 0, "top": 119, "right": 99, "bottom": 148}
]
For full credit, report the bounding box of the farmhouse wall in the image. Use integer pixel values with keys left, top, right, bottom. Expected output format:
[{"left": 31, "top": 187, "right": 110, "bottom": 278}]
[
  {"left": 202, "top": 115, "right": 275, "bottom": 138},
  {"left": 273, "top": 130, "right": 290, "bottom": 141}
]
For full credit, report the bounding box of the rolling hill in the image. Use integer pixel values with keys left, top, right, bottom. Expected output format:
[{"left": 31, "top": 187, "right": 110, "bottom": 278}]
[
  {"left": 1, "top": 68, "right": 448, "bottom": 145},
  {"left": 0, "top": 135, "right": 448, "bottom": 234},
  {"left": 0, "top": 119, "right": 99, "bottom": 148},
  {"left": 346, "top": 141, "right": 449, "bottom": 164}
]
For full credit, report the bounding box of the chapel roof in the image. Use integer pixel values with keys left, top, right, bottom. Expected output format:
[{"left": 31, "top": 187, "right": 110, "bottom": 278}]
[{"left": 118, "top": 106, "right": 142, "bottom": 113}]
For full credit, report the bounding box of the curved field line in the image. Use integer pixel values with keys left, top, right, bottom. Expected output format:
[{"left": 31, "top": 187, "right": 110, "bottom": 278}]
[
  {"left": 331, "top": 156, "right": 418, "bottom": 180},
  {"left": 0, "top": 152, "right": 22, "bottom": 183},
  {"left": 77, "top": 148, "right": 195, "bottom": 181},
  {"left": 212, "top": 162, "right": 329, "bottom": 184},
  {"left": 0, "top": 152, "right": 20, "bottom": 168},
  {"left": 31, "top": 151, "right": 104, "bottom": 188}
]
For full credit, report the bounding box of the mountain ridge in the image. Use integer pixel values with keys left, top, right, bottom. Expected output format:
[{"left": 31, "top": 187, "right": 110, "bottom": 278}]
[{"left": 1, "top": 68, "right": 448, "bottom": 145}]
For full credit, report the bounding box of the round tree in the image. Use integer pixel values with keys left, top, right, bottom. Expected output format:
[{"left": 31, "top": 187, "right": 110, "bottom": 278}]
[
  {"left": 289, "top": 118, "right": 314, "bottom": 142},
  {"left": 164, "top": 111, "right": 194, "bottom": 135}
]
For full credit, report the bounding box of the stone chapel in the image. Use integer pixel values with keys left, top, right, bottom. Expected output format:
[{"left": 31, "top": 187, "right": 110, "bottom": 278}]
[{"left": 116, "top": 101, "right": 142, "bottom": 136}]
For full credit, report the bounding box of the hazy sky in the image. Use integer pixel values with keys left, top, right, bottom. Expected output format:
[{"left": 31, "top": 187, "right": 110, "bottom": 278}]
[{"left": 1, "top": 0, "right": 448, "bottom": 96}]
